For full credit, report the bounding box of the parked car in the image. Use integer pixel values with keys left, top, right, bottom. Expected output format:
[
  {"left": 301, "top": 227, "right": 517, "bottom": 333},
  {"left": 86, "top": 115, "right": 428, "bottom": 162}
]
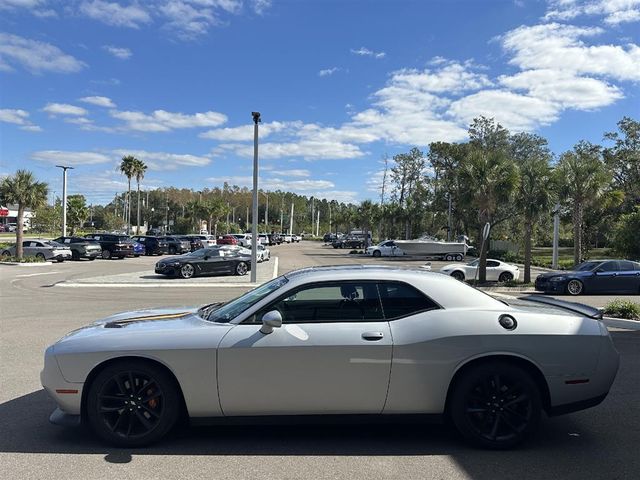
[
  {"left": 0, "top": 224, "right": 6, "bottom": 232},
  {"left": 257, "top": 233, "right": 272, "bottom": 246},
  {"left": 535, "top": 259, "right": 640, "bottom": 295},
  {"left": 2, "top": 239, "right": 72, "bottom": 262},
  {"left": 130, "top": 236, "right": 169, "bottom": 256},
  {"left": 217, "top": 234, "right": 238, "bottom": 245},
  {"left": 216, "top": 244, "right": 251, "bottom": 256},
  {"left": 440, "top": 259, "right": 520, "bottom": 283},
  {"left": 162, "top": 236, "right": 191, "bottom": 255},
  {"left": 281, "top": 234, "right": 293, "bottom": 243},
  {"left": 291, "top": 234, "right": 301, "bottom": 243},
  {"left": 332, "top": 235, "right": 365, "bottom": 249},
  {"left": 131, "top": 241, "right": 145, "bottom": 257},
  {"left": 52, "top": 236, "right": 102, "bottom": 261},
  {"left": 84, "top": 234, "right": 134, "bottom": 259},
  {"left": 180, "top": 235, "right": 204, "bottom": 252},
  {"left": 322, "top": 233, "right": 336, "bottom": 243},
  {"left": 154, "top": 247, "right": 251, "bottom": 278},
  {"left": 366, "top": 240, "right": 405, "bottom": 257},
  {"left": 43, "top": 266, "right": 619, "bottom": 449},
  {"left": 231, "top": 234, "right": 252, "bottom": 247},
  {"left": 194, "top": 234, "right": 217, "bottom": 247},
  {"left": 256, "top": 243, "right": 270, "bottom": 262}
]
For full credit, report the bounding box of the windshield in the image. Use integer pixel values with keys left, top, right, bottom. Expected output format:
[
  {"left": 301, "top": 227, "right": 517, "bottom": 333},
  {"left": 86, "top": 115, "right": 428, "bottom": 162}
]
[
  {"left": 575, "top": 261, "right": 600, "bottom": 271},
  {"left": 205, "top": 275, "right": 289, "bottom": 323}
]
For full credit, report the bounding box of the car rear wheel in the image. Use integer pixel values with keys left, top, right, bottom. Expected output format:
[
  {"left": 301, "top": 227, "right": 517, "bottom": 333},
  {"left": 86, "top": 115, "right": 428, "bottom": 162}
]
[
  {"left": 102, "top": 249, "right": 111, "bottom": 260},
  {"left": 451, "top": 271, "right": 465, "bottom": 281},
  {"left": 445, "top": 254, "right": 454, "bottom": 261},
  {"left": 566, "top": 279, "right": 583, "bottom": 296},
  {"left": 86, "top": 360, "right": 181, "bottom": 447},
  {"left": 499, "top": 272, "right": 514, "bottom": 283},
  {"left": 450, "top": 362, "right": 541, "bottom": 449},
  {"left": 235, "top": 261, "right": 248, "bottom": 276},
  {"left": 372, "top": 250, "right": 382, "bottom": 258},
  {"left": 1, "top": 250, "right": 10, "bottom": 257},
  {"left": 455, "top": 254, "right": 464, "bottom": 262},
  {"left": 168, "top": 246, "right": 176, "bottom": 255},
  {"left": 71, "top": 251, "right": 80, "bottom": 261},
  {"left": 179, "top": 264, "right": 195, "bottom": 279},
  {"left": 36, "top": 253, "right": 46, "bottom": 260}
]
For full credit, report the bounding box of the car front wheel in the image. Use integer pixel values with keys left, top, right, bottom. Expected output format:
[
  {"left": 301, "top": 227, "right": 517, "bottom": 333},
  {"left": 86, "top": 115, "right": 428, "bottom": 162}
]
[
  {"left": 179, "top": 263, "right": 195, "bottom": 279},
  {"left": 102, "top": 249, "right": 111, "bottom": 260},
  {"left": 450, "top": 362, "right": 541, "bottom": 449},
  {"left": 86, "top": 360, "right": 181, "bottom": 447},
  {"left": 372, "top": 250, "right": 381, "bottom": 257},
  {"left": 499, "top": 272, "right": 514, "bottom": 283},
  {"left": 451, "top": 271, "right": 465, "bottom": 281},
  {"left": 566, "top": 279, "right": 583, "bottom": 295}
]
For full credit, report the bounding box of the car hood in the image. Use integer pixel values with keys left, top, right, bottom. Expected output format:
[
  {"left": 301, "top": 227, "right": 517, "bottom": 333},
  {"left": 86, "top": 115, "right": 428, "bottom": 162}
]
[
  {"left": 158, "top": 255, "right": 187, "bottom": 263},
  {"left": 92, "top": 306, "right": 199, "bottom": 326}
]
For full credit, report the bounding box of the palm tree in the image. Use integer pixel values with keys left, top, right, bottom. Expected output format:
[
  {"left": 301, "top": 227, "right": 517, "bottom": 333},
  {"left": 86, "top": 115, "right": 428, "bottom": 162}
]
[
  {"left": 511, "top": 133, "right": 554, "bottom": 283},
  {"left": 556, "top": 141, "right": 611, "bottom": 265},
  {"left": 118, "top": 155, "right": 137, "bottom": 234},
  {"left": 132, "top": 158, "right": 147, "bottom": 234},
  {"left": 201, "top": 198, "right": 228, "bottom": 236},
  {"left": 0, "top": 170, "right": 49, "bottom": 259}
]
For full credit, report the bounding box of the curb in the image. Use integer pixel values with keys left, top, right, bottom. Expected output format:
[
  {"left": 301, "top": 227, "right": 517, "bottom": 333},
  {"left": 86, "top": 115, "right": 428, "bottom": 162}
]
[
  {"left": 602, "top": 316, "right": 640, "bottom": 330},
  {"left": 0, "top": 261, "right": 53, "bottom": 267}
]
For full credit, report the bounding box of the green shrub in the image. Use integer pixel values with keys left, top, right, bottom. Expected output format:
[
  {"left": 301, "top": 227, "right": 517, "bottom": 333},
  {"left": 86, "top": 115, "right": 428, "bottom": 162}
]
[
  {"left": 603, "top": 300, "right": 640, "bottom": 320},
  {"left": 0, "top": 255, "right": 46, "bottom": 263}
]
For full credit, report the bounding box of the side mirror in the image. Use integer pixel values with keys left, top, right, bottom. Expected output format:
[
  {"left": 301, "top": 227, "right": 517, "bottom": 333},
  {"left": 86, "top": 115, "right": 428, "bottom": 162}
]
[{"left": 260, "top": 310, "right": 282, "bottom": 334}]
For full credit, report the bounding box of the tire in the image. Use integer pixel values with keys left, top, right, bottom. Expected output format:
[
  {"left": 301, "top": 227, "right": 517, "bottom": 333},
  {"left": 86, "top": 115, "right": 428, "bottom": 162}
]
[
  {"left": 1, "top": 250, "right": 10, "bottom": 257},
  {"left": 566, "top": 279, "right": 583, "bottom": 296},
  {"left": 499, "top": 272, "right": 514, "bottom": 283},
  {"left": 235, "top": 261, "right": 248, "bottom": 276},
  {"left": 86, "top": 360, "right": 181, "bottom": 447},
  {"left": 71, "top": 251, "right": 80, "bottom": 261},
  {"left": 450, "top": 362, "right": 541, "bottom": 449},
  {"left": 455, "top": 254, "right": 464, "bottom": 262},
  {"left": 56, "top": 258, "right": 65, "bottom": 263},
  {"left": 168, "top": 247, "right": 176, "bottom": 255},
  {"left": 451, "top": 271, "right": 465, "bottom": 281},
  {"left": 179, "top": 263, "right": 195, "bottom": 279},
  {"left": 89, "top": 257, "right": 96, "bottom": 261},
  {"left": 445, "top": 254, "right": 454, "bottom": 261},
  {"left": 36, "top": 253, "right": 46, "bottom": 260},
  {"left": 372, "top": 250, "right": 382, "bottom": 258},
  {"left": 102, "top": 249, "right": 111, "bottom": 260}
]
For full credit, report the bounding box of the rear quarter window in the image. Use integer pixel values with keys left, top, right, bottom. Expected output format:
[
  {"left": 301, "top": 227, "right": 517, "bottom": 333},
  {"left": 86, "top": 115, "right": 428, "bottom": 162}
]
[{"left": 377, "top": 282, "right": 440, "bottom": 319}]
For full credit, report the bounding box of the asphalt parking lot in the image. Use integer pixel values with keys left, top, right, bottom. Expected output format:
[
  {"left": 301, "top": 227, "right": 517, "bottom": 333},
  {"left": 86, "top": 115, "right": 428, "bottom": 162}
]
[{"left": 1, "top": 241, "right": 638, "bottom": 480}]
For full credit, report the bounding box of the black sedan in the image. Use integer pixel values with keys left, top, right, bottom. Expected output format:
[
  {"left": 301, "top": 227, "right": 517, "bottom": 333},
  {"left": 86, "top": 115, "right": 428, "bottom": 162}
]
[
  {"left": 332, "top": 235, "right": 365, "bottom": 249},
  {"left": 155, "top": 248, "right": 251, "bottom": 279},
  {"left": 535, "top": 259, "right": 640, "bottom": 295}
]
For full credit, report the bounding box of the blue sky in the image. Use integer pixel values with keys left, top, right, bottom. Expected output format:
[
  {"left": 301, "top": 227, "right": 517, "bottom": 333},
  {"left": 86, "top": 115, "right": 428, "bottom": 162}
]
[{"left": 1, "top": 0, "right": 638, "bottom": 205}]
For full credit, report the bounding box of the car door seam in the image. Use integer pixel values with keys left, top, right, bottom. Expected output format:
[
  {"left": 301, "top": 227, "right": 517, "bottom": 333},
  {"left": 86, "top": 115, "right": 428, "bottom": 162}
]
[{"left": 380, "top": 321, "right": 394, "bottom": 414}]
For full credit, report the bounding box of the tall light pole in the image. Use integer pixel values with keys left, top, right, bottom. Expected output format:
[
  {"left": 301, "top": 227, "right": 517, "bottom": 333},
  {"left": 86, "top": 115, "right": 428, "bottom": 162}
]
[
  {"left": 251, "top": 112, "right": 261, "bottom": 283},
  {"left": 552, "top": 203, "right": 560, "bottom": 269},
  {"left": 55, "top": 165, "right": 74, "bottom": 236}
]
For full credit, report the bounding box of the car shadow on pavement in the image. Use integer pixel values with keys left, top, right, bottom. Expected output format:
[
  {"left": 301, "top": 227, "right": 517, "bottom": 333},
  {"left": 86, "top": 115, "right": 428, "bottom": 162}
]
[{"left": 1, "top": 330, "right": 637, "bottom": 479}]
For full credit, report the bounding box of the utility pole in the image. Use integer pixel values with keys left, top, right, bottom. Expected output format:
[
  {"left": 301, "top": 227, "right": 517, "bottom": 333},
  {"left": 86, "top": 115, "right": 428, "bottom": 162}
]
[
  {"left": 316, "top": 210, "right": 320, "bottom": 237},
  {"left": 165, "top": 192, "right": 169, "bottom": 234},
  {"left": 328, "top": 202, "right": 332, "bottom": 234},
  {"left": 447, "top": 193, "right": 452, "bottom": 242},
  {"left": 280, "top": 197, "right": 284, "bottom": 233},
  {"left": 55, "top": 165, "right": 74, "bottom": 236},
  {"left": 552, "top": 203, "right": 560, "bottom": 269},
  {"left": 289, "top": 202, "right": 294, "bottom": 236},
  {"left": 251, "top": 111, "right": 261, "bottom": 283}
]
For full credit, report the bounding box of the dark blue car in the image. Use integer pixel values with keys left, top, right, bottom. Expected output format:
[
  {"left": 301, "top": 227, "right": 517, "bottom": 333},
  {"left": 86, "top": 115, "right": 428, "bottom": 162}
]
[{"left": 535, "top": 259, "right": 640, "bottom": 295}]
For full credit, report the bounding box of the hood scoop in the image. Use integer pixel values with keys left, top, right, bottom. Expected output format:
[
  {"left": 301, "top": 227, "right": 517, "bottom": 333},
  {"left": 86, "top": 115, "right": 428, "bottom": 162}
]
[{"left": 104, "top": 312, "right": 190, "bottom": 328}]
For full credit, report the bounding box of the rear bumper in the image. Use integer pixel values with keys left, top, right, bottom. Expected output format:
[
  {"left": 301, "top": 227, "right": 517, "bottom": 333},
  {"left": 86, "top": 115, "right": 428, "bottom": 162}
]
[{"left": 548, "top": 393, "right": 608, "bottom": 416}]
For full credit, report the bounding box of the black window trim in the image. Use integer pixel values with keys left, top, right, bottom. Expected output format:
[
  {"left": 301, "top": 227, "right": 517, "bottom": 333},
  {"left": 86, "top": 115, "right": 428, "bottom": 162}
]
[{"left": 241, "top": 279, "right": 441, "bottom": 325}]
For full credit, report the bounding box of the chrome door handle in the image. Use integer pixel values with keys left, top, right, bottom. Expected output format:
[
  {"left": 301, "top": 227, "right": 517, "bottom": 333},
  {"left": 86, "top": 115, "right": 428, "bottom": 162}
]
[{"left": 362, "top": 331, "right": 384, "bottom": 341}]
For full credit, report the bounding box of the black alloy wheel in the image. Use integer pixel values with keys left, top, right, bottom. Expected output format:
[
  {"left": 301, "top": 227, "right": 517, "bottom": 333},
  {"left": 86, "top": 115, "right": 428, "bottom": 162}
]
[
  {"left": 169, "top": 246, "right": 176, "bottom": 255},
  {"left": 71, "top": 250, "right": 80, "bottom": 261},
  {"left": 450, "top": 362, "right": 541, "bottom": 449},
  {"left": 235, "top": 261, "right": 248, "bottom": 276},
  {"left": 86, "top": 361, "right": 180, "bottom": 447},
  {"left": 451, "top": 271, "right": 465, "bottom": 281},
  {"left": 102, "top": 249, "right": 111, "bottom": 260},
  {"left": 499, "top": 272, "right": 514, "bottom": 283},
  {"left": 372, "top": 250, "right": 382, "bottom": 257}
]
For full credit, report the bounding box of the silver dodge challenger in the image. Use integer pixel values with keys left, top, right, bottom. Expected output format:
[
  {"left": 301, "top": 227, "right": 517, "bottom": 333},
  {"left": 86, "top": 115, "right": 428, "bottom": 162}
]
[{"left": 41, "top": 266, "right": 619, "bottom": 449}]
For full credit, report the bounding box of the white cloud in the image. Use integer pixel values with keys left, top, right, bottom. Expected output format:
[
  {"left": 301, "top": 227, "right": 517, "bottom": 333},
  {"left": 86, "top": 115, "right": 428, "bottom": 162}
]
[
  {"left": 0, "top": 33, "right": 86, "bottom": 74},
  {"left": 206, "top": 175, "right": 336, "bottom": 192},
  {"left": 351, "top": 47, "right": 386, "bottom": 59},
  {"left": 20, "top": 125, "right": 43, "bottom": 132},
  {"left": 111, "top": 109, "right": 227, "bottom": 132},
  {"left": 42, "top": 103, "right": 88, "bottom": 116},
  {"left": 111, "top": 149, "right": 211, "bottom": 170},
  {"left": 216, "top": 140, "right": 366, "bottom": 160},
  {"left": 102, "top": 45, "right": 132, "bottom": 59},
  {"left": 544, "top": 0, "right": 640, "bottom": 25},
  {"left": 0, "top": 108, "right": 30, "bottom": 125},
  {"left": 0, "top": 0, "right": 55, "bottom": 17},
  {"left": 252, "top": 0, "right": 271, "bottom": 15},
  {"left": 79, "top": 0, "right": 152, "bottom": 28},
  {"left": 319, "top": 67, "right": 340, "bottom": 77},
  {"left": 501, "top": 23, "right": 640, "bottom": 81},
  {"left": 200, "top": 121, "right": 292, "bottom": 141},
  {"left": 31, "top": 150, "right": 112, "bottom": 166},
  {"left": 79, "top": 96, "right": 116, "bottom": 108}
]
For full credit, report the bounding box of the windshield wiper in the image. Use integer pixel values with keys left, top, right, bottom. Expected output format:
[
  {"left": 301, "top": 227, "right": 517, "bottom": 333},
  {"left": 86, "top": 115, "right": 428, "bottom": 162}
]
[{"left": 198, "top": 302, "right": 225, "bottom": 320}]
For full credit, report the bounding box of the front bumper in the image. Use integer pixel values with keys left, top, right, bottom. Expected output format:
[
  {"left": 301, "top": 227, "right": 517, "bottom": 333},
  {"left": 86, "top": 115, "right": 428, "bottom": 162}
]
[
  {"left": 83, "top": 250, "right": 102, "bottom": 259},
  {"left": 535, "top": 278, "right": 567, "bottom": 293},
  {"left": 40, "top": 346, "right": 83, "bottom": 416}
]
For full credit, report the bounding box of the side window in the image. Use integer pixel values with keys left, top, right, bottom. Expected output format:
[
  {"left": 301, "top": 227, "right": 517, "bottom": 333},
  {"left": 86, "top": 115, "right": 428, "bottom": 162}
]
[
  {"left": 620, "top": 261, "right": 635, "bottom": 271},
  {"left": 94, "top": 236, "right": 101, "bottom": 241},
  {"left": 64, "top": 238, "right": 71, "bottom": 243},
  {"left": 22, "top": 241, "right": 30, "bottom": 247},
  {"left": 378, "top": 282, "right": 439, "bottom": 319},
  {"left": 256, "top": 282, "right": 384, "bottom": 324},
  {"left": 599, "top": 261, "right": 619, "bottom": 272},
  {"left": 487, "top": 260, "right": 500, "bottom": 267}
]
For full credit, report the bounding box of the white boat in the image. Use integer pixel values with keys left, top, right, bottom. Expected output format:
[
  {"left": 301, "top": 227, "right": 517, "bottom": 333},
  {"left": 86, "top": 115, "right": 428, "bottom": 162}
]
[{"left": 395, "top": 235, "right": 470, "bottom": 259}]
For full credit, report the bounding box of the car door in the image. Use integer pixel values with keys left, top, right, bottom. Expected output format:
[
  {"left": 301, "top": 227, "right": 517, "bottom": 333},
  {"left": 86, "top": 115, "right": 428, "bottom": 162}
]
[
  {"left": 619, "top": 261, "right": 640, "bottom": 293},
  {"left": 593, "top": 261, "right": 624, "bottom": 292},
  {"left": 199, "top": 249, "right": 224, "bottom": 274},
  {"left": 486, "top": 260, "right": 501, "bottom": 281},
  {"left": 217, "top": 281, "right": 392, "bottom": 416}
]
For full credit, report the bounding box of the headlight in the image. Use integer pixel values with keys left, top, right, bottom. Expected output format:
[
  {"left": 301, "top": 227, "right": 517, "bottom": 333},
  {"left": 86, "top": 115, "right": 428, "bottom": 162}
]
[{"left": 550, "top": 276, "right": 567, "bottom": 282}]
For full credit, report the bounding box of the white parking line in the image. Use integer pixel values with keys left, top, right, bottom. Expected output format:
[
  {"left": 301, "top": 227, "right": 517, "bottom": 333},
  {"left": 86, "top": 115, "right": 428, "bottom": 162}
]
[{"left": 55, "top": 282, "right": 256, "bottom": 288}]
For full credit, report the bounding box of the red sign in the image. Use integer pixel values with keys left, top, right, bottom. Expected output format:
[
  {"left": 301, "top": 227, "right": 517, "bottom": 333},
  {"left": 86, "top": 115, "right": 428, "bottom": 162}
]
[{"left": 0, "top": 208, "right": 9, "bottom": 217}]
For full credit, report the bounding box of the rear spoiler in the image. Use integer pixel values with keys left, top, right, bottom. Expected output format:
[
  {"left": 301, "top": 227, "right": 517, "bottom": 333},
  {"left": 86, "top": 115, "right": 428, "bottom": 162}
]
[{"left": 519, "top": 295, "right": 603, "bottom": 320}]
